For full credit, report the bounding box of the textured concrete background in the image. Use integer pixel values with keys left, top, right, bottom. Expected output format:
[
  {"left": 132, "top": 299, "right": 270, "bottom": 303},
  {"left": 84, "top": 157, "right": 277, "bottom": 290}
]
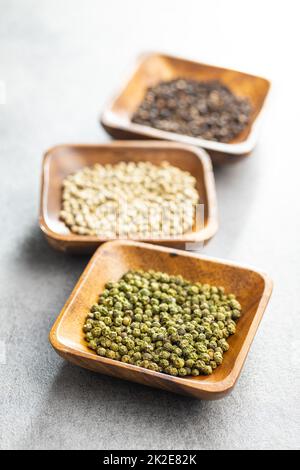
[{"left": 0, "top": 0, "right": 299, "bottom": 450}]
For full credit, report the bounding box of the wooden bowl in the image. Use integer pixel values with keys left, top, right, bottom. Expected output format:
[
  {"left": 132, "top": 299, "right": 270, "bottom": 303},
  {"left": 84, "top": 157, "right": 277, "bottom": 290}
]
[
  {"left": 39, "top": 141, "right": 218, "bottom": 253},
  {"left": 49, "top": 240, "right": 273, "bottom": 400},
  {"left": 101, "top": 53, "right": 271, "bottom": 164}
]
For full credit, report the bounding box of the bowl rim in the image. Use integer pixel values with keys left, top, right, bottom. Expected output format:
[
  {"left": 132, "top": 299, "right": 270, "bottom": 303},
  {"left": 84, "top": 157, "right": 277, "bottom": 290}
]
[
  {"left": 49, "top": 240, "right": 273, "bottom": 396},
  {"left": 101, "top": 51, "right": 271, "bottom": 156},
  {"left": 39, "top": 140, "right": 219, "bottom": 246}
]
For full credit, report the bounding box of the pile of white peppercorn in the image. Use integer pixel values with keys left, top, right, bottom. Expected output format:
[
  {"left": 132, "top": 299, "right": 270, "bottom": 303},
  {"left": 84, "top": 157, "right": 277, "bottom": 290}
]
[{"left": 60, "top": 161, "right": 199, "bottom": 238}]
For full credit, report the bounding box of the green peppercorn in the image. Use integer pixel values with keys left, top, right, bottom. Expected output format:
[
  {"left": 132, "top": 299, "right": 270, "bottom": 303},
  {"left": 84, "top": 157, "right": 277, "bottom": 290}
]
[
  {"left": 119, "top": 345, "right": 128, "bottom": 356},
  {"left": 219, "top": 339, "right": 230, "bottom": 352},
  {"left": 227, "top": 323, "right": 236, "bottom": 335},
  {"left": 178, "top": 368, "right": 188, "bottom": 377},
  {"left": 214, "top": 352, "right": 223, "bottom": 365},
  {"left": 133, "top": 352, "right": 142, "bottom": 361},
  {"left": 121, "top": 355, "right": 130, "bottom": 363},
  {"left": 83, "top": 270, "right": 242, "bottom": 378},
  {"left": 157, "top": 350, "right": 168, "bottom": 359},
  {"left": 111, "top": 342, "right": 119, "bottom": 352},
  {"left": 172, "top": 357, "right": 185, "bottom": 368},
  {"left": 185, "top": 358, "right": 194, "bottom": 368},
  {"left": 83, "top": 323, "right": 93, "bottom": 333},
  {"left": 203, "top": 365, "right": 213, "bottom": 375},
  {"left": 148, "top": 362, "right": 160, "bottom": 372},
  {"left": 88, "top": 340, "right": 98, "bottom": 350},
  {"left": 159, "top": 359, "right": 169, "bottom": 369},
  {"left": 167, "top": 367, "right": 178, "bottom": 376},
  {"left": 106, "top": 350, "right": 116, "bottom": 359},
  {"left": 195, "top": 342, "right": 207, "bottom": 353},
  {"left": 97, "top": 347, "right": 106, "bottom": 356},
  {"left": 92, "top": 327, "right": 102, "bottom": 337},
  {"left": 232, "top": 309, "right": 241, "bottom": 320}
]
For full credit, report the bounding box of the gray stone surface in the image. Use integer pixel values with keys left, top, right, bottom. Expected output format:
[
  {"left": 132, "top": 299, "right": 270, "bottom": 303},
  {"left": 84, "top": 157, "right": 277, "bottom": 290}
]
[{"left": 0, "top": 0, "right": 299, "bottom": 450}]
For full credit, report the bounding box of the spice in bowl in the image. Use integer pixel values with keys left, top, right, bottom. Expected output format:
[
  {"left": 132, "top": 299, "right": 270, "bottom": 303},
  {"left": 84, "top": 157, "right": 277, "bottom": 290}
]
[
  {"left": 60, "top": 161, "right": 199, "bottom": 238},
  {"left": 132, "top": 79, "right": 252, "bottom": 143},
  {"left": 83, "top": 270, "right": 242, "bottom": 377}
]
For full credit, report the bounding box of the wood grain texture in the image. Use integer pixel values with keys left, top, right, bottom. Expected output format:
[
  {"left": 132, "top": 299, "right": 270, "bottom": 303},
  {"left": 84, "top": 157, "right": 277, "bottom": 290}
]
[
  {"left": 101, "top": 53, "right": 271, "bottom": 164},
  {"left": 49, "top": 240, "right": 273, "bottom": 400},
  {"left": 39, "top": 141, "right": 218, "bottom": 253}
]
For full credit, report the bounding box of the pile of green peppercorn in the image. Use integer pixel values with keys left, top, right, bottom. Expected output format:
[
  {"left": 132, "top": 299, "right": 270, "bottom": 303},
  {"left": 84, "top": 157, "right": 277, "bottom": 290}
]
[{"left": 83, "top": 270, "right": 242, "bottom": 377}]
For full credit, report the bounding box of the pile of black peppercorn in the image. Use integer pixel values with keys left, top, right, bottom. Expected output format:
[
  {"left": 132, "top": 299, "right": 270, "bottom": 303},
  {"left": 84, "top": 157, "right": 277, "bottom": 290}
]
[{"left": 132, "top": 79, "right": 252, "bottom": 143}]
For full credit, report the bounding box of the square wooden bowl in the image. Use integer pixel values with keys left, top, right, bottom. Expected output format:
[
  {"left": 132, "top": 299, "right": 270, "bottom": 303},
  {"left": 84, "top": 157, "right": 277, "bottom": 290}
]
[
  {"left": 101, "top": 53, "right": 271, "bottom": 164},
  {"left": 49, "top": 241, "right": 273, "bottom": 400},
  {"left": 39, "top": 141, "right": 218, "bottom": 253}
]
